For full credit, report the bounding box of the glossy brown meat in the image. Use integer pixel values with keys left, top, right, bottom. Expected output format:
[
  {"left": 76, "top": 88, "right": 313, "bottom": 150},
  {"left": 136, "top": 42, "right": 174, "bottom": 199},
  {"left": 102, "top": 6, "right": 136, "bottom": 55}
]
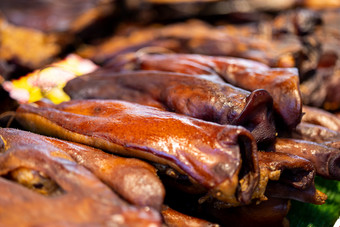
[
  {"left": 106, "top": 53, "right": 302, "bottom": 129},
  {"left": 0, "top": 135, "right": 161, "bottom": 226},
  {"left": 302, "top": 105, "right": 340, "bottom": 132},
  {"left": 16, "top": 99, "right": 260, "bottom": 206},
  {"left": 64, "top": 70, "right": 276, "bottom": 148},
  {"left": 161, "top": 205, "right": 218, "bottom": 227},
  {"left": 290, "top": 122, "right": 340, "bottom": 143},
  {"left": 257, "top": 151, "right": 326, "bottom": 205},
  {"left": 275, "top": 138, "right": 340, "bottom": 180},
  {"left": 0, "top": 128, "right": 165, "bottom": 209}
]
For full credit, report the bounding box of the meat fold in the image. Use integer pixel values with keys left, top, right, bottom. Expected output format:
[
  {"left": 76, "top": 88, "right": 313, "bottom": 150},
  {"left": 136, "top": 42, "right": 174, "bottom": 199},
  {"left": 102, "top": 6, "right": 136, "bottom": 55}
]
[
  {"left": 0, "top": 128, "right": 165, "bottom": 209},
  {"left": 0, "top": 133, "right": 161, "bottom": 226},
  {"left": 64, "top": 70, "right": 276, "bottom": 148},
  {"left": 275, "top": 138, "right": 340, "bottom": 181},
  {"left": 16, "top": 99, "right": 260, "bottom": 206},
  {"left": 104, "top": 53, "right": 302, "bottom": 129},
  {"left": 257, "top": 151, "right": 326, "bottom": 205}
]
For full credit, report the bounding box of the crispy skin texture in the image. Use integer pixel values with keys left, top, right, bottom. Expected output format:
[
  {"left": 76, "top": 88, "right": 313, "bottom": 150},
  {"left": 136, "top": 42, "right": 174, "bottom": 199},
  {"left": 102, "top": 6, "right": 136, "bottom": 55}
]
[
  {"left": 64, "top": 70, "right": 276, "bottom": 147},
  {"left": 106, "top": 53, "right": 302, "bottom": 129},
  {"left": 0, "top": 128, "right": 165, "bottom": 209},
  {"left": 257, "top": 151, "right": 326, "bottom": 205},
  {"left": 275, "top": 138, "right": 340, "bottom": 181},
  {"left": 16, "top": 99, "right": 259, "bottom": 206},
  {"left": 0, "top": 135, "right": 161, "bottom": 226}
]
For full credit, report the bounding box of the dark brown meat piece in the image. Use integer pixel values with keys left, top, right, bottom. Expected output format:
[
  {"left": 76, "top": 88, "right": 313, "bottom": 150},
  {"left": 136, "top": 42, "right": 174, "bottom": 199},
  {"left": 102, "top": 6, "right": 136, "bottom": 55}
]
[
  {"left": 161, "top": 205, "right": 218, "bottom": 227},
  {"left": 0, "top": 128, "right": 165, "bottom": 209},
  {"left": 290, "top": 122, "right": 340, "bottom": 143},
  {"left": 302, "top": 105, "right": 340, "bottom": 132},
  {"left": 0, "top": 133, "right": 161, "bottom": 226},
  {"left": 275, "top": 138, "right": 340, "bottom": 180},
  {"left": 202, "top": 197, "right": 291, "bottom": 227},
  {"left": 105, "top": 53, "right": 302, "bottom": 129},
  {"left": 257, "top": 151, "right": 326, "bottom": 204},
  {"left": 16, "top": 99, "right": 260, "bottom": 206},
  {"left": 64, "top": 70, "right": 276, "bottom": 148}
]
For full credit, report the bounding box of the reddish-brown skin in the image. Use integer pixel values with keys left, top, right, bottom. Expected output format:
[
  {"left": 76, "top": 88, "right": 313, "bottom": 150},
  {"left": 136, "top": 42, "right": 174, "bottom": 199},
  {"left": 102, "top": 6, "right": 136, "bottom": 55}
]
[
  {"left": 302, "top": 105, "right": 340, "bottom": 132},
  {"left": 106, "top": 53, "right": 302, "bottom": 129},
  {"left": 0, "top": 128, "right": 165, "bottom": 209},
  {"left": 64, "top": 70, "right": 276, "bottom": 148},
  {"left": 0, "top": 135, "right": 161, "bottom": 226},
  {"left": 275, "top": 138, "right": 340, "bottom": 180},
  {"left": 161, "top": 206, "right": 218, "bottom": 227},
  {"left": 16, "top": 99, "right": 259, "bottom": 206},
  {"left": 257, "top": 151, "right": 326, "bottom": 205}
]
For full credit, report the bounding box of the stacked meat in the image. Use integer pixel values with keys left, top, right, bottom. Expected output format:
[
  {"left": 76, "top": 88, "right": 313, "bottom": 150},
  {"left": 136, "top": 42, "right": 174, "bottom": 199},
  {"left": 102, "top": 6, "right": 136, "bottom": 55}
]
[{"left": 1, "top": 1, "right": 340, "bottom": 226}]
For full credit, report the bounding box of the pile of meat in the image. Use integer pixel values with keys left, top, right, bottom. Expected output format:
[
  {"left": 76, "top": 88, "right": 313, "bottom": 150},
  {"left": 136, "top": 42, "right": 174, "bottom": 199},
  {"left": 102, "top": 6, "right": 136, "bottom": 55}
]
[{"left": 1, "top": 1, "right": 340, "bottom": 226}]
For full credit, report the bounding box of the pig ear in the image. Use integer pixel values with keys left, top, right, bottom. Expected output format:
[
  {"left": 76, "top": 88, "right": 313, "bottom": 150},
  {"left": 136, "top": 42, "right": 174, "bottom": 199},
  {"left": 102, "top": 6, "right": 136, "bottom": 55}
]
[
  {"left": 232, "top": 89, "right": 276, "bottom": 150},
  {"left": 0, "top": 142, "right": 161, "bottom": 226}
]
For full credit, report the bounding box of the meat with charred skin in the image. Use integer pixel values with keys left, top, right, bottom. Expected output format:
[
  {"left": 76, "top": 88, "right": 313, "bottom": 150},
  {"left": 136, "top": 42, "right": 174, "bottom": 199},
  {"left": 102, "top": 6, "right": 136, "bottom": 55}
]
[
  {"left": 0, "top": 133, "right": 162, "bottom": 226},
  {"left": 64, "top": 70, "right": 276, "bottom": 149},
  {"left": 16, "top": 99, "right": 260, "bottom": 206},
  {"left": 0, "top": 128, "right": 165, "bottom": 209}
]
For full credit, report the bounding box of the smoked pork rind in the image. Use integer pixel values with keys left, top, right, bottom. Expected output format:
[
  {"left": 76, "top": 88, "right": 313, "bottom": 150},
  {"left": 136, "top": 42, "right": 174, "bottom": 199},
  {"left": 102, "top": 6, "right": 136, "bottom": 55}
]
[
  {"left": 0, "top": 129, "right": 161, "bottom": 227},
  {"left": 16, "top": 99, "right": 260, "bottom": 206}
]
